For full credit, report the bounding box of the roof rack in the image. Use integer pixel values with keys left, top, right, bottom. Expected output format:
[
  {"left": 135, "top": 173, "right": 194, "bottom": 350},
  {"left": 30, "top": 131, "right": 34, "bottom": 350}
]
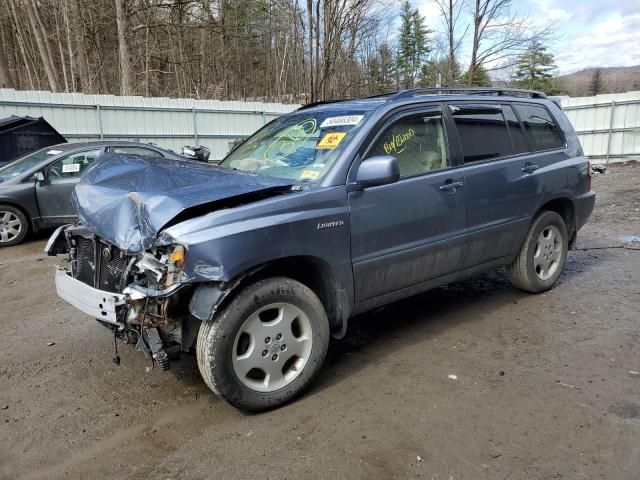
[
  {"left": 388, "top": 87, "right": 547, "bottom": 100},
  {"left": 297, "top": 99, "right": 345, "bottom": 111},
  {"left": 297, "top": 87, "right": 546, "bottom": 111}
]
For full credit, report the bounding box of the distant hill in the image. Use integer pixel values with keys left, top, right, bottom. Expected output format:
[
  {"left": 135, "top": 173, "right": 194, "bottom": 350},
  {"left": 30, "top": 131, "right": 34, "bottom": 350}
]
[{"left": 556, "top": 65, "right": 640, "bottom": 96}]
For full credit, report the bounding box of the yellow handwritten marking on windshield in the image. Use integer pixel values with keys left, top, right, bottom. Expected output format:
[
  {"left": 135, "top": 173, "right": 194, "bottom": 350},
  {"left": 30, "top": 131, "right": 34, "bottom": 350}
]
[
  {"left": 300, "top": 170, "right": 321, "bottom": 180},
  {"left": 264, "top": 119, "right": 317, "bottom": 160},
  {"left": 316, "top": 132, "right": 347, "bottom": 150},
  {"left": 383, "top": 128, "right": 415, "bottom": 155}
]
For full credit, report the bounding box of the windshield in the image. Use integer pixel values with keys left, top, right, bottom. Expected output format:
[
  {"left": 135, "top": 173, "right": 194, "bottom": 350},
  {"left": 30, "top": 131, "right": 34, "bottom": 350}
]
[
  {"left": 220, "top": 109, "right": 370, "bottom": 182},
  {"left": 0, "top": 147, "right": 62, "bottom": 181}
]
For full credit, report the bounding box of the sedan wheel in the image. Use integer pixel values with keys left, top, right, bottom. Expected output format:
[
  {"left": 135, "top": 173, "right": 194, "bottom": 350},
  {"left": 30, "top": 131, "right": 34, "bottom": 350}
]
[{"left": 0, "top": 206, "right": 28, "bottom": 247}]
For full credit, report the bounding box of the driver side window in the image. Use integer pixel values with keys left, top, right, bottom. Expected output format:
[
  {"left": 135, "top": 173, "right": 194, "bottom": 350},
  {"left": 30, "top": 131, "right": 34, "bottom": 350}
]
[
  {"left": 367, "top": 112, "right": 450, "bottom": 178},
  {"left": 48, "top": 149, "right": 103, "bottom": 181}
]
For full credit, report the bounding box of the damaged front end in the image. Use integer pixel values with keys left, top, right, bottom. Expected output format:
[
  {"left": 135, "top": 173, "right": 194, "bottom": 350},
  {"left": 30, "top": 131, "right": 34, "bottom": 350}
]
[{"left": 48, "top": 225, "right": 198, "bottom": 371}]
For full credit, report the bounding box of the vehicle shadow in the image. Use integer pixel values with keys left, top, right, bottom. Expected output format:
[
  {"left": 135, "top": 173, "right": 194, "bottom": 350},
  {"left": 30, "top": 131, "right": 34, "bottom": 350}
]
[
  {"left": 310, "top": 249, "right": 606, "bottom": 396},
  {"left": 149, "top": 250, "right": 607, "bottom": 398}
]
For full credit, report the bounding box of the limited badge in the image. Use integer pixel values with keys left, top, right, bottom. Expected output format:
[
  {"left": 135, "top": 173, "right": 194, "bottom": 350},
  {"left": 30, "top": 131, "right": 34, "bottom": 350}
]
[
  {"left": 316, "top": 132, "right": 347, "bottom": 150},
  {"left": 300, "top": 170, "right": 320, "bottom": 180}
]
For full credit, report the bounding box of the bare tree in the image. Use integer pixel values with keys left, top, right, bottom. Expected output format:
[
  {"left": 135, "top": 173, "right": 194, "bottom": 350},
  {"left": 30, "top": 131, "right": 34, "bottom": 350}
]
[
  {"left": 114, "top": 0, "right": 134, "bottom": 95},
  {"left": 23, "top": 0, "right": 59, "bottom": 91},
  {"left": 434, "top": 0, "right": 467, "bottom": 85},
  {"left": 0, "top": 16, "right": 15, "bottom": 88},
  {"left": 467, "top": 0, "right": 553, "bottom": 84}
]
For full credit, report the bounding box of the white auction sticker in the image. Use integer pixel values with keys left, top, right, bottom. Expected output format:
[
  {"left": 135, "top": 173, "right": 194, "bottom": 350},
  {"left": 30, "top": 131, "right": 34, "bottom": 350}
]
[
  {"left": 46, "top": 150, "right": 63, "bottom": 155},
  {"left": 320, "top": 115, "right": 364, "bottom": 128},
  {"left": 62, "top": 163, "right": 81, "bottom": 173}
]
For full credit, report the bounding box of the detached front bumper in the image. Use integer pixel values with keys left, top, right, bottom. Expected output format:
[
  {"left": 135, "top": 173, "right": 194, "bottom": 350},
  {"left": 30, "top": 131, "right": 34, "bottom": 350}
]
[{"left": 54, "top": 268, "right": 140, "bottom": 326}]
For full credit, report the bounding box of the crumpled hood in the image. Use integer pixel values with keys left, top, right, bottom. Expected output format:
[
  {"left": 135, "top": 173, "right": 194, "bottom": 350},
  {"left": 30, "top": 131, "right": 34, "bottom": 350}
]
[{"left": 72, "top": 154, "right": 294, "bottom": 253}]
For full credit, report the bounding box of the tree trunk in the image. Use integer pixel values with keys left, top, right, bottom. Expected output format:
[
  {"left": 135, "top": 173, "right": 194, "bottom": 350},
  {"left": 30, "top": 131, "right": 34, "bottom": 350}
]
[
  {"left": 24, "top": 0, "right": 59, "bottom": 91},
  {"left": 469, "top": 0, "right": 481, "bottom": 84},
  {"left": 0, "top": 19, "right": 15, "bottom": 88},
  {"left": 448, "top": 0, "right": 455, "bottom": 84},
  {"left": 68, "top": 0, "right": 91, "bottom": 92},
  {"left": 115, "top": 0, "right": 135, "bottom": 95},
  {"left": 306, "top": 0, "right": 314, "bottom": 102},
  {"left": 9, "top": 0, "right": 35, "bottom": 89}
]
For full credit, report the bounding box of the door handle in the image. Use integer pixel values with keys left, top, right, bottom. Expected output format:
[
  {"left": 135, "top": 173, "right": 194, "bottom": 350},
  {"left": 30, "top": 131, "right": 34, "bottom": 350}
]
[
  {"left": 439, "top": 180, "right": 464, "bottom": 193},
  {"left": 522, "top": 163, "right": 539, "bottom": 174}
]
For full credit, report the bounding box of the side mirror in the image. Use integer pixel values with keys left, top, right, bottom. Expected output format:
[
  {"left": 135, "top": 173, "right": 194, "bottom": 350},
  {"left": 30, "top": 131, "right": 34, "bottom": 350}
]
[
  {"left": 34, "top": 171, "right": 45, "bottom": 185},
  {"left": 354, "top": 155, "right": 400, "bottom": 190}
]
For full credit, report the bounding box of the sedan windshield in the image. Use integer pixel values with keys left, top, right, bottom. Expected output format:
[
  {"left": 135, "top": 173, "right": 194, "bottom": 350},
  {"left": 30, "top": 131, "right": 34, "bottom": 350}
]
[
  {"left": 0, "top": 147, "right": 62, "bottom": 181},
  {"left": 220, "top": 109, "right": 370, "bottom": 182}
]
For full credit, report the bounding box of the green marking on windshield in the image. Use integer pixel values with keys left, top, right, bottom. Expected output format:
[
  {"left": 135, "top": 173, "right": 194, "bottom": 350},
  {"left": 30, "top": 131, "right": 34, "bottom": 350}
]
[{"left": 263, "top": 118, "right": 318, "bottom": 160}]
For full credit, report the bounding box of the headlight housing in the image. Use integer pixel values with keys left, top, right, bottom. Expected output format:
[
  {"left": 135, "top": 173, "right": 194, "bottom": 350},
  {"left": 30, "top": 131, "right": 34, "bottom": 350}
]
[{"left": 136, "top": 244, "right": 186, "bottom": 290}]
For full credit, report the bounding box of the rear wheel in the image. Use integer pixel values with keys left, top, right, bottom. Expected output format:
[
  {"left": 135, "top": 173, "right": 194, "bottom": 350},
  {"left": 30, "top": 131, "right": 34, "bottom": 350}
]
[
  {"left": 0, "top": 205, "right": 28, "bottom": 247},
  {"left": 196, "top": 277, "right": 330, "bottom": 411},
  {"left": 507, "top": 210, "right": 568, "bottom": 293}
]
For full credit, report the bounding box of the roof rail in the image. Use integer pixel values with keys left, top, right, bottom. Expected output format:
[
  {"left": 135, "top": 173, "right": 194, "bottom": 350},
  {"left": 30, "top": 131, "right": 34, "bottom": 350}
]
[
  {"left": 297, "top": 99, "right": 345, "bottom": 111},
  {"left": 388, "top": 87, "right": 547, "bottom": 100}
]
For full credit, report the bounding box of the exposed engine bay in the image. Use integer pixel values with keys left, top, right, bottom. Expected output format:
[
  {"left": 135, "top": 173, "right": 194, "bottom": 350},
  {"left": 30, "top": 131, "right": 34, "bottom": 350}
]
[{"left": 49, "top": 224, "right": 200, "bottom": 371}]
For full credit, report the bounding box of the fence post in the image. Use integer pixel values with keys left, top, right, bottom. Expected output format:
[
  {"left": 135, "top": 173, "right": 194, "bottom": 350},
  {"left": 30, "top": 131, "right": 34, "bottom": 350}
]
[
  {"left": 192, "top": 106, "right": 198, "bottom": 144},
  {"left": 96, "top": 104, "right": 104, "bottom": 140},
  {"left": 605, "top": 100, "right": 616, "bottom": 165},
  {"left": 262, "top": 110, "right": 267, "bottom": 125}
]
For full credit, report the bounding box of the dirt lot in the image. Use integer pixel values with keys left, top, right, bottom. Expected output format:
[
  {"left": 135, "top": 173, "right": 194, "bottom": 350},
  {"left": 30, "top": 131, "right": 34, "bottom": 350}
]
[{"left": 1, "top": 164, "right": 639, "bottom": 480}]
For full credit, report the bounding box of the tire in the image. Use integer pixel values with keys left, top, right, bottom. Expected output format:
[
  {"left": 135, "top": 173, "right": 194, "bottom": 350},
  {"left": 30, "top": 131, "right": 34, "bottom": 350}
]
[
  {"left": 0, "top": 205, "right": 29, "bottom": 247},
  {"left": 507, "top": 210, "right": 568, "bottom": 293},
  {"left": 196, "top": 277, "right": 330, "bottom": 411}
]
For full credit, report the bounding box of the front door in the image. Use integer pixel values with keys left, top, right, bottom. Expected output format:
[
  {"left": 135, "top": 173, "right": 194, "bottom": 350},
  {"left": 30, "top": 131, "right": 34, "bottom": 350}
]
[
  {"left": 36, "top": 148, "right": 104, "bottom": 222},
  {"left": 349, "top": 107, "right": 467, "bottom": 303}
]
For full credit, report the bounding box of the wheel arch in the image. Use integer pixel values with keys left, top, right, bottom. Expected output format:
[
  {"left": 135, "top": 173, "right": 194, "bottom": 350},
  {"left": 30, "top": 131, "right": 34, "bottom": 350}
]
[
  {"left": 534, "top": 196, "right": 576, "bottom": 248},
  {"left": 189, "top": 255, "right": 352, "bottom": 339}
]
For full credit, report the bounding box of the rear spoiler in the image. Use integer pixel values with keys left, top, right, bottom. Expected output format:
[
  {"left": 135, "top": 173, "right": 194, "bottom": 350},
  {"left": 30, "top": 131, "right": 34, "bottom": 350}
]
[{"left": 548, "top": 96, "right": 566, "bottom": 108}]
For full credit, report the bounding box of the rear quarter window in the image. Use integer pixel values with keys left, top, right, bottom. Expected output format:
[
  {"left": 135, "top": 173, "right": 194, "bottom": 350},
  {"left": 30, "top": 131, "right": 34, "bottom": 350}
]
[{"left": 514, "top": 104, "right": 564, "bottom": 152}]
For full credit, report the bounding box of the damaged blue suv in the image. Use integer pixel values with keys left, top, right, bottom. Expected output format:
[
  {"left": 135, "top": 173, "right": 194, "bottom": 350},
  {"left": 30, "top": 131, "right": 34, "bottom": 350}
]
[{"left": 48, "top": 88, "right": 595, "bottom": 411}]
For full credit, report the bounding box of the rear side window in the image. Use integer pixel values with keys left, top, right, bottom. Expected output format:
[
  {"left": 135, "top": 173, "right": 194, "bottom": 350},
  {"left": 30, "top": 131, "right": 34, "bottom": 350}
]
[
  {"left": 514, "top": 104, "right": 564, "bottom": 151},
  {"left": 502, "top": 105, "right": 528, "bottom": 154},
  {"left": 450, "top": 105, "right": 513, "bottom": 162}
]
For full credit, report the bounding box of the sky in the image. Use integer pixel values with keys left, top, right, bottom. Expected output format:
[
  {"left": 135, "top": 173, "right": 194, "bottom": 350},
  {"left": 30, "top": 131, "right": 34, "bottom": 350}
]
[{"left": 414, "top": 0, "right": 640, "bottom": 75}]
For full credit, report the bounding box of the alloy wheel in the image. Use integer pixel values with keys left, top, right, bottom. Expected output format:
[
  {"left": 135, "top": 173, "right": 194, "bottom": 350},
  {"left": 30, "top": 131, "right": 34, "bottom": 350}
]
[
  {"left": 232, "top": 302, "right": 313, "bottom": 393},
  {"left": 533, "top": 225, "right": 562, "bottom": 281},
  {"left": 0, "top": 211, "right": 22, "bottom": 244}
]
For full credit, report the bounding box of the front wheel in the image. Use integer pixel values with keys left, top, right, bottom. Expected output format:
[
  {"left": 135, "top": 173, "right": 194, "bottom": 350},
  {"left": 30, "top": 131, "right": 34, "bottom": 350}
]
[
  {"left": 196, "top": 277, "right": 330, "bottom": 411},
  {"left": 0, "top": 205, "right": 28, "bottom": 247},
  {"left": 507, "top": 210, "right": 568, "bottom": 293}
]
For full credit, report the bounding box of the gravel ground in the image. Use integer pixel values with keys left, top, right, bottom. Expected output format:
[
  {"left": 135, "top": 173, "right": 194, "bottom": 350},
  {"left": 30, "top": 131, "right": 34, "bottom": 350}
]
[{"left": 1, "top": 164, "right": 639, "bottom": 480}]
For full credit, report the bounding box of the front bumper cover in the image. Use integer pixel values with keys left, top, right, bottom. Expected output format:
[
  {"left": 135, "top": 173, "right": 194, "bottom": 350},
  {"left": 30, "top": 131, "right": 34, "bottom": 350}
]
[{"left": 55, "top": 268, "right": 130, "bottom": 325}]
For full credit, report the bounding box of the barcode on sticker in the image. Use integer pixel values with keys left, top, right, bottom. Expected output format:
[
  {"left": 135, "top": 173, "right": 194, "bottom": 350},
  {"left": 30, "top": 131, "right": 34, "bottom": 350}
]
[
  {"left": 320, "top": 115, "right": 364, "bottom": 128},
  {"left": 62, "top": 163, "right": 80, "bottom": 173}
]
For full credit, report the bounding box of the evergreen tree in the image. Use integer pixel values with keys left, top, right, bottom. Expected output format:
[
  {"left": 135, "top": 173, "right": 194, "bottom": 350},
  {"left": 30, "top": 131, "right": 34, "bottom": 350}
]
[
  {"left": 460, "top": 65, "right": 491, "bottom": 87},
  {"left": 397, "top": 1, "right": 432, "bottom": 89},
  {"left": 588, "top": 68, "right": 606, "bottom": 96},
  {"left": 365, "top": 43, "right": 396, "bottom": 94},
  {"left": 512, "top": 41, "right": 558, "bottom": 94},
  {"left": 378, "top": 43, "right": 396, "bottom": 91}
]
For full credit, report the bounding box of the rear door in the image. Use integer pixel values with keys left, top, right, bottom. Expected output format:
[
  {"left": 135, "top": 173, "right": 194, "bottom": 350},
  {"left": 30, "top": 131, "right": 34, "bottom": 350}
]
[
  {"left": 447, "top": 103, "right": 540, "bottom": 267},
  {"left": 36, "top": 148, "right": 104, "bottom": 222},
  {"left": 349, "top": 106, "right": 467, "bottom": 303}
]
